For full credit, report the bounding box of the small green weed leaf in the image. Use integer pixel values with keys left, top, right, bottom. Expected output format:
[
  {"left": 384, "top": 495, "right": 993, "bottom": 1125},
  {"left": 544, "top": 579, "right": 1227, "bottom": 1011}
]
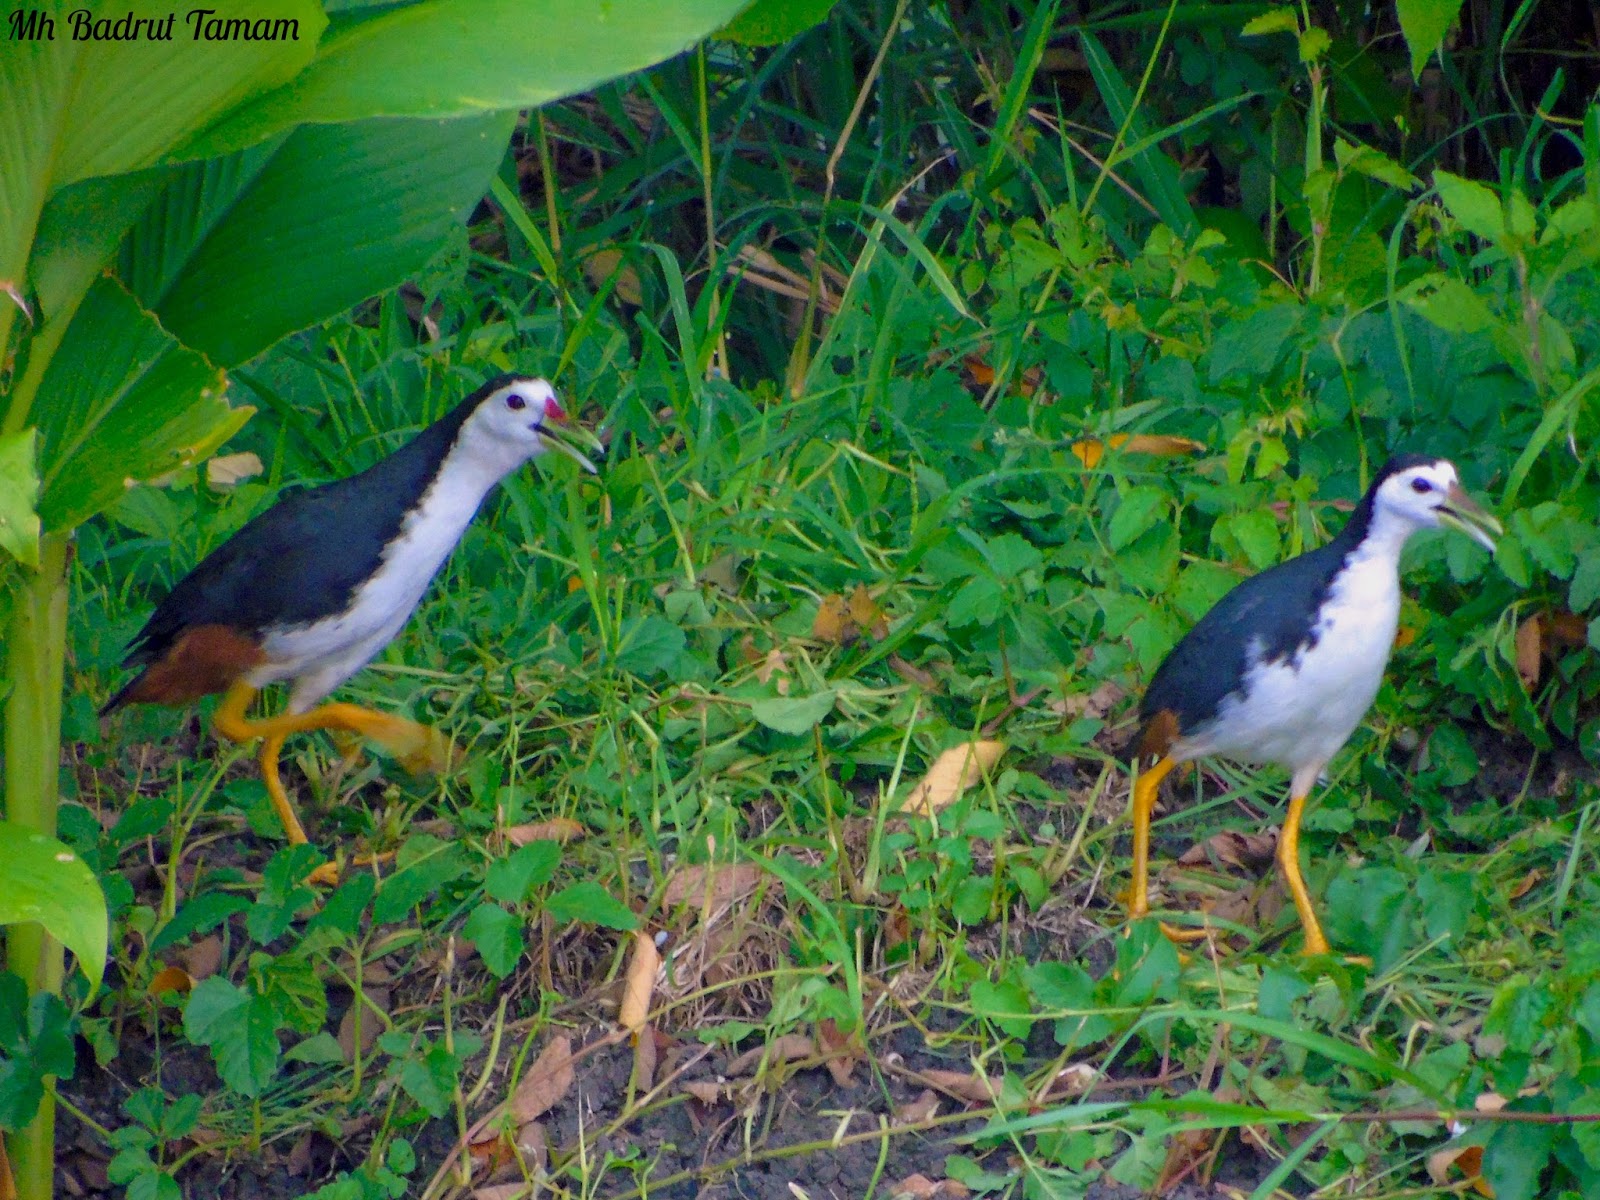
[
  {"left": 720, "top": 0, "right": 840, "bottom": 45},
  {"left": 247, "top": 844, "right": 323, "bottom": 943},
  {"left": 1404, "top": 274, "right": 1496, "bottom": 334},
  {"left": 1416, "top": 871, "right": 1475, "bottom": 946},
  {"left": 371, "top": 841, "right": 470, "bottom": 925},
  {"left": 1397, "top": 0, "right": 1465, "bottom": 77},
  {"left": 750, "top": 691, "right": 835, "bottom": 735},
  {"left": 1325, "top": 866, "right": 1413, "bottom": 969},
  {"left": 149, "top": 891, "right": 250, "bottom": 954},
  {"left": 1334, "top": 139, "right": 1420, "bottom": 191},
  {"left": 1482, "top": 1112, "right": 1558, "bottom": 1200},
  {"left": 946, "top": 576, "right": 1005, "bottom": 627},
  {"left": 615, "top": 614, "right": 687, "bottom": 676},
  {"left": 183, "top": 976, "right": 280, "bottom": 1097},
  {"left": 1221, "top": 509, "right": 1280, "bottom": 570},
  {"left": 545, "top": 881, "right": 637, "bottom": 930},
  {"left": 258, "top": 951, "right": 328, "bottom": 1034},
  {"left": 305, "top": 872, "right": 376, "bottom": 939},
  {"left": 1424, "top": 721, "right": 1479, "bottom": 786},
  {"left": 1569, "top": 547, "right": 1600, "bottom": 612},
  {"left": 1207, "top": 304, "right": 1300, "bottom": 384},
  {"left": 1109, "top": 486, "right": 1167, "bottom": 552},
  {"left": 485, "top": 841, "right": 562, "bottom": 905},
  {"left": 944, "top": 1155, "right": 1016, "bottom": 1191},
  {"left": 951, "top": 876, "right": 992, "bottom": 925},
  {"left": 1434, "top": 170, "right": 1506, "bottom": 243},
  {"left": 971, "top": 977, "right": 1032, "bottom": 1041},
  {"left": 0, "top": 820, "right": 108, "bottom": 993},
  {"left": 387, "top": 1138, "right": 417, "bottom": 1176},
  {"left": 0, "top": 429, "right": 41, "bottom": 568},
  {"left": 1240, "top": 9, "right": 1299, "bottom": 36},
  {"left": 1495, "top": 536, "right": 1532, "bottom": 588},
  {"left": 1257, "top": 965, "right": 1311, "bottom": 1021},
  {"left": 1112, "top": 923, "right": 1181, "bottom": 1005},
  {"left": 285, "top": 1032, "right": 345, "bottom": 1065},
  {"left": 1570, "top": 1091, "right": 1600, "bottom": 1168},
  {"left": 1297, "top": 25, "right": 1330, "bottom": 62},
  {"left": 978, "top": 532, "right": 1043, "bottom": 577},
  {"left": 0, "top": 980, "right": 75, "bottom": 1131},
  {"left": 462, "top": 902, "right": 524, "bottom": 978}
]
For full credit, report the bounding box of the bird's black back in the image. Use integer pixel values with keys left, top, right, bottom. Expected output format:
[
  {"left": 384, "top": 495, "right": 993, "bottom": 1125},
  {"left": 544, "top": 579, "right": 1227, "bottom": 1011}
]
[
  {"left": 1136, "top": 454, "right": 1436, "bottom": 736},
  {"left": 120, "top": 381, "right": 501, "bottom": 668}
]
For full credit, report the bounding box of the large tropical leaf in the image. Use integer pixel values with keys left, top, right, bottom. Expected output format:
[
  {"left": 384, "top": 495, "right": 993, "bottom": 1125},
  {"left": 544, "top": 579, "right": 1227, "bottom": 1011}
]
[
  {"left": 0, "top": 0, "right": 323, "bottom": 284},
  {"left": 181, "top": 0, "right": 755, "bottom": 157},
  {"left": 120, "top": 111, "right": 517, "bottom": 366},
  {"left": 0, "top": 821, "right": 107, "bottom": 993},
  {"left": 32, "top": 277, "right": 245, "bottom": 531}
]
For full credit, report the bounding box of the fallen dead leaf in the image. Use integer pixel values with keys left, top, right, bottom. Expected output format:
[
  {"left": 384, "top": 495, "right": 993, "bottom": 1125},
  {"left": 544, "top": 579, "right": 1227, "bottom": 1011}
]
[
  {"left": 755, "top": 647, "right": 790, "bottom": 686},
  {"left": 472, "top": 1184, "right": 538, "bottom": 1200},
  {"left": 727, "top": 1032, "right": 817, "bottom": 1076},
  {"left": 661, "top": 862, "right": 763, "bottom": 909},
  {"left": 1049, "top": 679, "right": 1125, "bottom": 720},
  {"left": 812, "top": 593, "right": 852, "bottom": 643},
  {"left": 817, "top": 1018, "right": 859, "bottom": 1087},
  {"left": 1515, "top": 614, "right": 1542, "bottom": 690},
  {"left": 1428, "top": 1144, "right": 1490, "bottom": 1196},
  {"left": 913, "top": 1067, "right": 1001, "bottom": 1107},
  {"left": 504, "top": 818, "right": 585, "bottom": 847},
  {"left": 681, "top": 1080, "right": 728, "bottom": 1105},
  {"left": 206, "top": 452, "right": 263, "bottom": 489},
  {"left": 1070, "top": 432, "right": 1205, "bottom": 469},
  {"left": 284, "top": 1132, "right": 314, "bottom": 1178},
  {"left": 620, "top": 932, "right": 659, "bottom": 1034},
  {"left": 337, "top": 987, "right": 390, "bottom": 1063},
  {"left": 509, "top": 1036, "right": 575, "bottom": 1124},
  {"left": 848, "top": 582, "right": 889, "bottom": 641},
  {"left": 147, "top": 964, "right": 194, "bottom": 1002},
  {"left": 892, "top": 1089, "right": 941, "bottom": 1126},
  {"left": 1177, "top": 828, "right": 1278, "bottom": 870},
  {"left": 633, "top": 1020, "right": 658, "bottom": 1090},
  {"left": 902, "top": 741, "right": 1007, "bottom": 817},
  {"left": 1156, "top": 1126, "right": 1220, "bottom": 1192},
  {"left": 887, "top": 653, "right": 940, "bottom": 690},
  {"left": 584, "top": 247, "right": 643, "bottom": 306},
  {"left": 179, "top": 933, "right": 223, "bottom": 981},
  {"left": 1508, "top": 868, "right": 1544, "bottom": 901}
]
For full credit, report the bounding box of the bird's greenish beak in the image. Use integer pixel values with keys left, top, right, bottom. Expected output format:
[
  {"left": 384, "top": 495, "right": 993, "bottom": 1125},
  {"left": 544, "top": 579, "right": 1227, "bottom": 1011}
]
[
  {"left": 1438, "top": 482, "right": 1501, "bottom": 553},
  {"left": 538, "top": 419, "right": 606, "bottom": 475}
]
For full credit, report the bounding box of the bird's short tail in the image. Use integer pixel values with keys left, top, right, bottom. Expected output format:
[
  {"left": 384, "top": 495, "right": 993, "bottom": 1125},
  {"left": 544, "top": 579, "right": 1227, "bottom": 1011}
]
[{"left": 99, "top": 672, "right": 147, "bottom": 718}]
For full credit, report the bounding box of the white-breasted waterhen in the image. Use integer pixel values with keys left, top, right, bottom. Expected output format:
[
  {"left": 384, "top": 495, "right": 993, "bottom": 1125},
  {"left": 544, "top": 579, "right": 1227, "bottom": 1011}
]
[
  {"left": 1126, "top": 454, "right": 1501, "bottom": 955},
  {"left": 102, "top": 375, "right": 602, "bottom": 879}
]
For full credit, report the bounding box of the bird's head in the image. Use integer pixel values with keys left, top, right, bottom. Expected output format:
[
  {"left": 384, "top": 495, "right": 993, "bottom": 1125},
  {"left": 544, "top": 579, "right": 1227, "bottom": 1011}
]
[
  {"left": 466, "top": 376, "right": 604, "bottom": 473},
  {"left": 1371, "top": 456, "right": 1500, "bottom": 552}
]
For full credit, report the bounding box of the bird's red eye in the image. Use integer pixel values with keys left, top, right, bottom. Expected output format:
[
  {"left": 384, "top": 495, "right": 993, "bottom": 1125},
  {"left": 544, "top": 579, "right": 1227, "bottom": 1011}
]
[
  {"left": 505, "top": 393, "right": 527, "bottom": 411},
  {"left": 1411, "top": 478, "right": 1432, "bottom": 494}
]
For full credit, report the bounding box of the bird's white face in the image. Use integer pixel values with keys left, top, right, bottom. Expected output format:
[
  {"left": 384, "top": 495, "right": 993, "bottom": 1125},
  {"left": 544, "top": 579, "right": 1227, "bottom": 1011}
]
[
  {"left": 1373, "top": 459, "right": 1500, "bottom": 551},
  {"left": 468, "top": 377, "right": 602, "bottom": 473}
]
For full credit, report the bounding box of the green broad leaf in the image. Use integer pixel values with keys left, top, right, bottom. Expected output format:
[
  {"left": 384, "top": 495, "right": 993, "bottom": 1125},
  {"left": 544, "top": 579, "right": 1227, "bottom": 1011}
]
[
  {"left": 284, "top": 1032, "right": 345, "bottom": 1066},
  {"left": 614, "top": 613, "right": 688, "bottom": 676},
  {"left": 128, "top": 112, "right": 516, "bottom": 366},
  {"left": 970, "top": 978, "right": 1032, "bottom": 1041},
  {"left": 1221, "top": 509, "right": 1280, "bottom": 571},
  {"left": 1433, "top": 169, "right": 1506, "bottom": 243},
  {"left": 304, "top": 872, "right": 375, "bottom": 939},
  {"left": 148, "top": 890, "right": 251, "bottom": 954},
  {"left": 32, "top": 275, "right": 247, "bottom": 533},
  {"left": 1240, "top": 9, "right": 1300, "bottom": 36},
  {"left": 484, "top": 841, "right": 563, "bottom": 905},
  {"left": 462, "top": 902, "right": 523, "bottom": 978},
  {"left": 1482, "top": 1116, "right": 1558, "bottom": 1200},
  {"left": 720, "top": 0, "right": 840, "bottom": 45},
  {"left": 371, "top": 842, "right": 471, "bottom": 925},
  {"left": 1396, "top": 0, "right": 1465, "bottom": 79},
  {"left": 0, "top": 429, "right": 40, "bottom": 568},
  {"left": 0, "top": 980, "right": 75, "bottom": 1130},
  {"left": 30, "top": 170, "right": 171, "bottom": 322},
  {"left": 750, "top": 690, "right": 836, "bottom": 734},
  {"left": 1297, "top": 25, "right": 1331, "bottom": 62},
  {"left": 183, "top": 976, "right": 281, "bottom": 1098},
  {"left": 1333, "top": 138, "right": 1420, "bottom": 191},
  {"left": 0, "top": 820, "right": 107, "bottom": 993},
  {"left": 0, "top": 0, "right": 322, "bottom": 285},
  {"left": 181, "top": 0, "right": 757, "bottom": 158},
  {"left": 1207, "top": 304, "right": 1301, "bottom": 384},
  {"left": 1403, "top": 273, "right": 1496, "bottom": 334},
  {"left": 1109, "top": 485, "right": 1167, "bottom": 552},
  {"left": 247, "top": 845, "right": 323, "bottom": 943},
  {"left": 1569, "top": 547, "right": 1600, "bottom": 612},
  {"left": 544, "top": 882, "right": 638, "bottom": 931}
]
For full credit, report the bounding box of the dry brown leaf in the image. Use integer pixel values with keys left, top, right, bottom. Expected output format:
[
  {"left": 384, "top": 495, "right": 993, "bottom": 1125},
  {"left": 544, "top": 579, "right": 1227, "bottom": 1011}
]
[
  {"left": 510, "top": 1035, "right": 575, "bottom": 1124},
  {"left": 754, "top": 647, "right": 790, "bottom": 686},
  {"left": 584, "top": 248, "right": 643, "bottom": 306},
  {"left": 902, "top": 741, "right": 1007, "bottom": 817},
  {"left": 1508, "top": 868, "right": 1544, "bottom": 901},
  {"left": 1177, "top": 828, "right": 1278, "bottom": 870},
  {"left": 179, "top": 933, "right": 223, "bottom": 981},
  {"left": 472, "top": 1185, "right": 539, "bottom": 1200},
  {"left": 1043, "top": 1062, "right": 1098, "bottom": 1098},
  {"left": 206, "top": 452, "right": 263, "bottom": 489},
  {"left": 887, "top": 1176, "right": 971, "bottom": 1200},
  {"left": 887, "top": 654, "right": 940, "bottom": 690},
  {"left": 633, "top": 1021, "right": 658, "bottom": 1090},
  {"left": 147, "top": 964, "right": 194, "bottom": 1001},
  {"left": 817, "top": 1018, "right": 858, "bottom": 1087},
  {"left": 727, "top": 1032, "right": 817, "bottom": 1076},
  {"left": 467, "top": 1131, "right": 513, "bottom": 1177},
  {"left": 337, "top": 987, "right": 390, "bottom": 1063},
  {"left": 620, "top": 932, "right": 659, "bottom": 1034},
  {"left": 661, "top": 862, "right": 762, "bottom": 909},
  {"left": 893, "top": 1090, "right": 941, "bottom": 1126},
  {"left": 848, "top": 583, "right": 889, "bottom": 641},
  {"left": 1050, "top": 680, "right": 1125, "bottom": 720},
  {"left": 812, "top": 593, "right": 852, "bottom": 644},
  {"left": 1546, "top": 610, "right": 1589, "bottom": 646},
  {"left": 681, "top": 1080, "right": 728, "bottom": 1105},
  {"left": 504, "top": 819, "right": 584, "bottom": 847},
  {"left": 1394, "top": 622, "right": 1418, "bottom": 649},
  {"left": 1070, "top": 432, "right": 1205, "bottom": 469},
  {"left": 284, "top": 1132, "right": 314, "bottom": 1178},
  {"left": 915, "top": 1067, "right": 1001, "bottom": 1106},
  {"left": 1156, "top": 1127, "right": 1219, "bottom": 1193},
  {"left": 1516, "top": 614, "right": 1543, "bottom": 690},
  {"left": 1428, "top": 1144, "right": 1490, "bottom": 1195}
]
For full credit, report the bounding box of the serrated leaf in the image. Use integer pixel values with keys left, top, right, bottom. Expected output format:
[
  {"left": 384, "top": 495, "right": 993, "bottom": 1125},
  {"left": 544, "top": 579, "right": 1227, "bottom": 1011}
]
[
  {"left": 1241, "top": 9, "right": 1299, "bottom": 35},
  {"left": 1397, "top": 0, "right": 1465, "bottom": 78},
  {"left": 749, "top": 690, "right": 836, "bottom": 734},
  {"left": 1297, "top": 25, "right": 1331, "bottom": 62},
  {"left": 0, "top": 821, "right": 107, "bottom": 993},
  {"left": 1109, "top": 485, "right": 1167, "bottom": 552},
  {"left": 462, "top": 902, "right": 523, "bottom": 978},
  {"left": 484, "top": 841, "right": 562, "bottom": 905},
  {"left": 544, "top": 882, "right": 638, "bottom": 930},
  {"left": 183, "top": 976, "right": 280, "bottom": 1097},
  {"left": 614, "top": 613, "right": 687, "bottom": 676},
  {"left": 1434, "top": 169, "right": 1506, "bottom": 243}
]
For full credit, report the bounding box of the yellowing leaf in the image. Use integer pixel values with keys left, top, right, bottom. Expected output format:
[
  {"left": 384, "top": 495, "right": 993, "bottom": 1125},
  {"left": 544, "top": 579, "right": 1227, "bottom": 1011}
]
[
  {"left": 902, "top": 741, "right": 1007, "bottom": 817},
  {"left": 584, "top": 247, "right": 643, "bottom": 306},
  {"left": 206, "top": 451, "right": 263, "bottom": 489},
  {"left": 619, "top": 931, "right": 659, "bottom": 1034},
  {"left": 1070, "top": 432, "right": 1205, "bottom": 469}
]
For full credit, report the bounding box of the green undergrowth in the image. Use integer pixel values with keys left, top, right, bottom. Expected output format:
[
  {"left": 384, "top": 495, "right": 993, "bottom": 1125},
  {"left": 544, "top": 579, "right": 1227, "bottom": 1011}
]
[{"left": 30, "top": 3, "right": 1600, "bottom": 1197}]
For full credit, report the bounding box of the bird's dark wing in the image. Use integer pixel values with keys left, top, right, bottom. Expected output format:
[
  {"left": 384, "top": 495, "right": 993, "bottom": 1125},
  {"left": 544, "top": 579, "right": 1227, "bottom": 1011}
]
[{"left": 1138, "top": 539, "right": 1353, "bottom": 737}]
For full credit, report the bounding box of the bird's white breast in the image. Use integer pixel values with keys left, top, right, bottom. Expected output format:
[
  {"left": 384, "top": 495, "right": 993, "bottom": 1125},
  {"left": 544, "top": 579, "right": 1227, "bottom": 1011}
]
[
  {"left": 1184, "top": 540, "right": 1403, "bottom": 774},
  {"left": 254, "top": 444, "right": 509, "bottom": 710}
]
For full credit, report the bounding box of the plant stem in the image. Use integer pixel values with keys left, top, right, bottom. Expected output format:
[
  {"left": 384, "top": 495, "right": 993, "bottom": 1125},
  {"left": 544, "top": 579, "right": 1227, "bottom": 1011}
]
[{"left": 3, "top": 531, "right": 70, "bottom": 1200}]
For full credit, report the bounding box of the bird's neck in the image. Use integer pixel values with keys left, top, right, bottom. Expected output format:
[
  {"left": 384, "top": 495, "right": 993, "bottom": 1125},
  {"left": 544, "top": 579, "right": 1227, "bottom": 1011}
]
[
  {"left": 1339, "top": 500, "right": 1417, "bottom": 573},
  {"left": 404, "top": 423, "right": 527, "bottom": 538}
]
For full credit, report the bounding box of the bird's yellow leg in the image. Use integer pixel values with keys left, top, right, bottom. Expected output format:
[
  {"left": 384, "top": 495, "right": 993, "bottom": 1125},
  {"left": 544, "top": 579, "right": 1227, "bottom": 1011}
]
[
  {"left": 213, "top": 681, "right": 454, "bottom": 774},
  {"left": 1126, "top": 758, "right": 1209, "bottom": 943},
  {"left": 257, "top": 730, "right": 310, "bottom": 848},
  {"left": 1277, "top": 791, "right": 1331, "bottom": 956}
]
